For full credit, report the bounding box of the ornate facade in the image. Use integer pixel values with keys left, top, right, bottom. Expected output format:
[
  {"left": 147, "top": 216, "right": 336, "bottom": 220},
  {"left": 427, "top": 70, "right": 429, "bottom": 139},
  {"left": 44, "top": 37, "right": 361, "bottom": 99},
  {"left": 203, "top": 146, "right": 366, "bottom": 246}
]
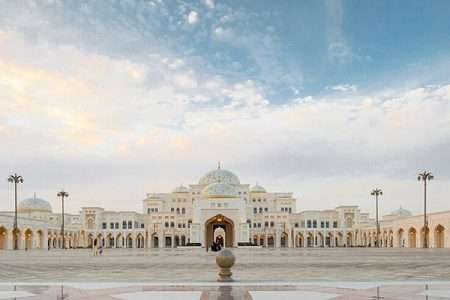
[{"left": 0, "top": 167, "right": 449, "bottom": 250}]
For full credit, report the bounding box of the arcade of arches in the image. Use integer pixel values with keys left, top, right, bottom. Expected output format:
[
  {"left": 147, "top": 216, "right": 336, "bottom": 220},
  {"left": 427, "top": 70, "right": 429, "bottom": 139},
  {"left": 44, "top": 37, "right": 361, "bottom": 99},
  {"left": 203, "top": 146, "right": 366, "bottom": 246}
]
[{"left": 0, "top": 223, "right": 448, "bottom": 250}]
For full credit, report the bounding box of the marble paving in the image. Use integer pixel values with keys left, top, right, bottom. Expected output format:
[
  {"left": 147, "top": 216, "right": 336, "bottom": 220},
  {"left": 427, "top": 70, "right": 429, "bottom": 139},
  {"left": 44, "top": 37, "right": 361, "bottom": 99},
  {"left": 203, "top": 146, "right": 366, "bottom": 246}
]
[
  {"left": 0, "top": 283, "right": 448, "bottom": 300},
  {"left": 2, "top": 248, "right": 450, "bottom": 282}
]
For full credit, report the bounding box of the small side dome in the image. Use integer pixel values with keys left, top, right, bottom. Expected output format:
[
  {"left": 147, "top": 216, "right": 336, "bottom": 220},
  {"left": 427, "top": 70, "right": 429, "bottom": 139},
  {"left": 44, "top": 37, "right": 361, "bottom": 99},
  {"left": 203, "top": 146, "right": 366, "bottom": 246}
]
[
  {"left": 173, "top": 185, "right": 189, "bottom": 193},
  {"left": 250, "top": 183, "right": 266, "bottom": 193},
  {"left": 391, "top": 207, "right": 412, "bottom": 218},
  {"left": 18, "top": 196, "right": 52, "bottom": 213},
  {"left": 202, "top": 182, "right": 238, "bottom": 198}
]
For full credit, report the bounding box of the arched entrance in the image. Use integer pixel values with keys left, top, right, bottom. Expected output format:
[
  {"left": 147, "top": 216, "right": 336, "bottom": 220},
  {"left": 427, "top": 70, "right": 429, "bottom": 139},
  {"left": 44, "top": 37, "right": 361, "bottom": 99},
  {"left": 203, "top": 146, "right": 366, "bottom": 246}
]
[
  {"left": 434, "top": 225, "right": 445, "bottom": 248},
  {"left": 0, "top": 227, "right": 7, "bottom": 249},
  {"left": 408, "top": 227, "right": 417, "bottom": 248},
  {"left": 280, "top": 232, "right": 288, "bottom": 248},
  {"left": 296, "top": 233, "right": 304, "bottom": 247},
  {"left": 420, "top": 226, "right": 430, "bottom": 248},
  {"left": 13, "top": 228, "right": 21, "bottom": 250},
  {"left": 205, "top": 214, "right": 234, "bottom": 248},
  {"left": 152, "top": 234, "right": 159, "bottom": 248},
  {"left": 24, "top": 229, "right": 33, "bottom": 250}
]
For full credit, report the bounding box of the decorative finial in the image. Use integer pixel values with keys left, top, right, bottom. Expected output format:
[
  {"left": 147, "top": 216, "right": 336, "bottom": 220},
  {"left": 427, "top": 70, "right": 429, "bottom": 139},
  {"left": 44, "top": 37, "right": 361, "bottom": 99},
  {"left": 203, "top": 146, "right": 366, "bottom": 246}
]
[{"left": 218, "top": 161, "right": 221, "bottom": 169}]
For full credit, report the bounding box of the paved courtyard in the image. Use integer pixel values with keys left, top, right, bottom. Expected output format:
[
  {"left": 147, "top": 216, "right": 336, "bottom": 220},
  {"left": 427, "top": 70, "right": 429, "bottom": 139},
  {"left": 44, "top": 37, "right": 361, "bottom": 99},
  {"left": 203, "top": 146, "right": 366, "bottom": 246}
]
[
  {"left": 1, "top": 283, "right": 450, "bottom": 300},
  {"left": 0, "top": 248, "right": 449, "bottom": 282}
]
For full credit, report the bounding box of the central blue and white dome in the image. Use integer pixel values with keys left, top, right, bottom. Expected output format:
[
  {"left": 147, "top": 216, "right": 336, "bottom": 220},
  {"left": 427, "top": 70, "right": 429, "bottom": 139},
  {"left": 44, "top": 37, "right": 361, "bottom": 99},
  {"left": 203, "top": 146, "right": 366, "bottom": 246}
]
[
  {"left": 199, "top": 167, "right": 240, "bottom": 186},
  {"left": 202, "top": 182, "right": 239, "bottom": 198}
]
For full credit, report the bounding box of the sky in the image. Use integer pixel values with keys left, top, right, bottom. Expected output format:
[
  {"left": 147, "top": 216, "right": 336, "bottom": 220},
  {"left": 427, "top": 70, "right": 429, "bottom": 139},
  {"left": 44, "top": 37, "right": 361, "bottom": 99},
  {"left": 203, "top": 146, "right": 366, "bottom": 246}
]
[{"left": 1, "top": 0, "right": 450, "bottom": 217}]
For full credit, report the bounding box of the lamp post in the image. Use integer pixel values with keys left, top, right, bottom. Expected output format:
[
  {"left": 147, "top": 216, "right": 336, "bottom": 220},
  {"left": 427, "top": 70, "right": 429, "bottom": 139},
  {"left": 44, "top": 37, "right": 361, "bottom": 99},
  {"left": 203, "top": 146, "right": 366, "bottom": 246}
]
[
  {"left": 57, "top": 190, "right": 69, "bottom": 249},
  {"left": 418, "top": 171, "right": 433, "bottom": 248},
  {"left": 371, "top": 188, "right": 383, "bottom": 248},
  {"left": 8, "top": 173, "right": 23, "bottom": 250}
]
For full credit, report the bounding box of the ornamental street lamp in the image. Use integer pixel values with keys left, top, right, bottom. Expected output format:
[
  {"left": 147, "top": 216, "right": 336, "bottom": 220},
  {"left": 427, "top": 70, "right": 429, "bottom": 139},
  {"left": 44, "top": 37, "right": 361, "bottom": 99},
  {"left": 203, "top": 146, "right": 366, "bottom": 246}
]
[
  {"left": 418, "top": 171, "right": 433, "bottom": 248},
  {"left": 8, "top": 173, "right": 23, "bottom": 250},
  {"left": 371, "top": 188, "right": 383, "bottom": 248},
  {"left": 57, "top": 190, "right": 69, "bottom": 249}
]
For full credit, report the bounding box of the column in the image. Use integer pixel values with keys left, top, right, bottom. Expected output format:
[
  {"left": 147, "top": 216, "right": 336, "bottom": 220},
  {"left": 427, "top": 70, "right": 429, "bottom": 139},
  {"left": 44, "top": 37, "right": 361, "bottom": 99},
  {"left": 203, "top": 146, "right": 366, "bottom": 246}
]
[{"left": 158, "top": 233, "right": 163, "bottom": 248}]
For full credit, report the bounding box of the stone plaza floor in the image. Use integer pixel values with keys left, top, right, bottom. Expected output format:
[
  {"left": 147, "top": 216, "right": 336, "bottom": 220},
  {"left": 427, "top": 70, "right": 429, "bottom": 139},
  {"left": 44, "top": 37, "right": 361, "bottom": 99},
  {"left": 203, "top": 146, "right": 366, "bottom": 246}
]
[
  {"left": 2, "top": 282, "right": 450, "bottom": 299},
  {"left": 0, "top": 248, "right": 450, "bottom": 282}
]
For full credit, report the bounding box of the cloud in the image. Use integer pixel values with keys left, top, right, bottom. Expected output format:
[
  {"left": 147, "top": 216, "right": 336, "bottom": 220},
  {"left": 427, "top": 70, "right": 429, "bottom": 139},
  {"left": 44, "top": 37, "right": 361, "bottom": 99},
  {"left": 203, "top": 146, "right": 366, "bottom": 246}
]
[
  {"left": 203, "top": 0, "right": 215, "bottom": 9},
  {"left": 327, "top": 84, "right": 358, "bottom": 93},
  {"left": 325, "top": 0, "right": 353, "bottom": 64},
  {"left": 1, "top": 2, "right": 450, "bottom": 216},
  {"left": 186, "top": 11, "right": 199, "bottom": 25}
]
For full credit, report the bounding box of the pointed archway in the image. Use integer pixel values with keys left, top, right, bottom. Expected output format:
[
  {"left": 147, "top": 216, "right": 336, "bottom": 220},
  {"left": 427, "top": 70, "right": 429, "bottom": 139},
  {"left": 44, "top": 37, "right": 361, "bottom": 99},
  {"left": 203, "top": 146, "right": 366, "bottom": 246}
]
[{"left": 205, "top": 214, "right": 234, "bottom": 248}]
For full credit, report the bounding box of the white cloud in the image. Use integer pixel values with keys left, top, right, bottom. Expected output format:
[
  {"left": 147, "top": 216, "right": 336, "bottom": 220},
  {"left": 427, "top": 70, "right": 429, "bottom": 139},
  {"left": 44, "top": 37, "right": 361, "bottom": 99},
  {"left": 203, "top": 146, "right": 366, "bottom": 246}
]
[
  {"left": 326, "top": 0, "right": 353, "bottom": 64},
  {"left": 1, "top": 30, "right": 450, "bottom": 216},
  {"left": 327, "top": 84, "right": 358, "bottom": 93},
  {"left": 203, "top": 0, "right": 215, "bottom": 9},
  {"left": 186, "top": 11, "right": 199, "bottom": 25}
]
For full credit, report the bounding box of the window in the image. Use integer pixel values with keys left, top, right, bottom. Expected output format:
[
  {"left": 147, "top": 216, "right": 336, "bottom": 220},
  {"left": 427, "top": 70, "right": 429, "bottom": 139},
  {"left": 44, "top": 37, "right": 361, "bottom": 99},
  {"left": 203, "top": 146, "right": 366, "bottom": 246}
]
[
  {"left": 128, "top": 221, "right": 132, "bottom": 229},
  {"left": 265, "top": 221, "right": 269, "bottom": 227},
  {"left": 176, "top": 208, "right": 180, "bottom": 214},
  {"left": 289, "top": 207, "right": 292, "bottom": 213},
  {"left": 253, "top": 207, "right": 257, "bottom": 214},
  {"left": 141, "top": 223, "right": 144, "bottom": 229},
  {"left": 313, "top": 220, "right": 317, "bottom": 228},
  {"left": 122, "top": 221, "right": 127, "bottom": 229},
  {"left": 115, "top": 222, "right": 119, "bottom": 229},
  {"left": 295, "top": 223, "right": 299, "bottom": 228},
  {"left": 265, "top": 207, "right": 268, "bottom": 212},
  {"left": 147, "top": 208, "right": 151, "bottom": 214},
  {"left": 257, "top": 223, "right": 261, "bottom": 228},
  {"left": 165, "top": 222, "right": 169, "bottom": 228},
  {"left": 110, "top": 222, "right": 114, "bottom": 229},
  {"left": 170, "top": 222, "right": 175, "bottom": 228},
  {"left": 270, "top": 221, "right": 274, "bottom": 227},
  {"left": 333, "top": 221, "right": 338, "bottom": 228},
  {"left": 253, "top": 223, "right": 257, "bottom": 228},
  {"left": 307, "top": 220, "right": 311, "bottom": 228},
  {"left": 326, "top": 221, "right": 330, "bottom": 228},
  {"left": 259, "top": 207, "right": 263, "bottom": 213},
  {"left": 182, "top": 208, "right": 186, "bottom": 214},
  {"left": 171, "top": 208, "right": 175, "bottom": 212},
  {"left": 320, "top": 221, "right": 325, "bottom": 228},
  {"left": 102, "top": 222, "right": 107, "bottom": 229}
]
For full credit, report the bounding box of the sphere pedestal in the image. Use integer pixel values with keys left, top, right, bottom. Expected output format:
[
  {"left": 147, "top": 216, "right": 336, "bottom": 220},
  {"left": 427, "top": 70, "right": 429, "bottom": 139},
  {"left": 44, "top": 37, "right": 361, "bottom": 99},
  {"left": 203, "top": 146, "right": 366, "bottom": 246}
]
[{"left": 216, "top": 249, "right": 236, "bottom": 282}]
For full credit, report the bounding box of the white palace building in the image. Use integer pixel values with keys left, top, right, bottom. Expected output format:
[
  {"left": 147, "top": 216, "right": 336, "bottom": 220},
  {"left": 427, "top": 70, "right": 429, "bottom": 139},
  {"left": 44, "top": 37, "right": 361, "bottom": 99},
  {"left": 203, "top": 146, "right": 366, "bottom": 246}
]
[{"left": 0, "top": 166, "right": 449, "bottom": 250}]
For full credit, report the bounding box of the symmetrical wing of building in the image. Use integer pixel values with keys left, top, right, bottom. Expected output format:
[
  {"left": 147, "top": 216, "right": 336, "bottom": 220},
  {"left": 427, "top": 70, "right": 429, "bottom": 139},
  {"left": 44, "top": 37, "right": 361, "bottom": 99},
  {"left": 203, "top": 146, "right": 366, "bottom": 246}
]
[{"left": 0, "top": 167, "right": 448, "bottom": 250}]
